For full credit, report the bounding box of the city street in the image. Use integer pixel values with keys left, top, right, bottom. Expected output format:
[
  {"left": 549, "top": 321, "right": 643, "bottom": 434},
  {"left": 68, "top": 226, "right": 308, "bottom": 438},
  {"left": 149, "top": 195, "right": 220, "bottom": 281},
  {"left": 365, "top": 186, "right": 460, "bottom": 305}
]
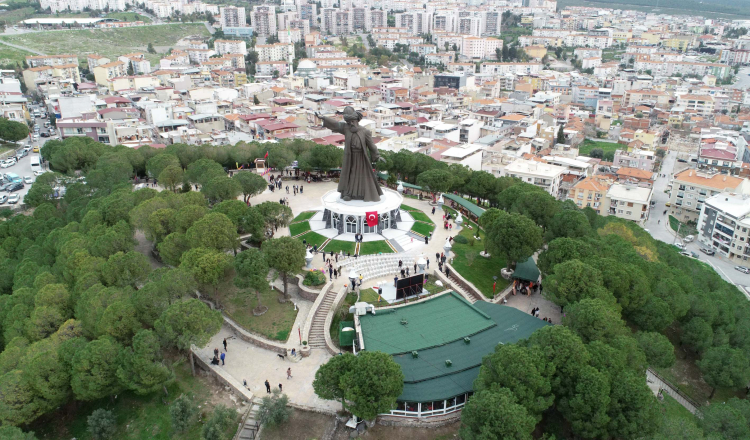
[{"left": 644, "top": 150, "right": 750, "bottom": 296}]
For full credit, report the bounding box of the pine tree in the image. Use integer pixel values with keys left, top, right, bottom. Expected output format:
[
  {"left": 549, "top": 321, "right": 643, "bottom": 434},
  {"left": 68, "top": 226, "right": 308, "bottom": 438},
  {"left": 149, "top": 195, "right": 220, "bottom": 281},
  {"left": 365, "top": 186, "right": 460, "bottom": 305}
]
[{"left": 557, "top": 123, "right": 566, "bottom": 144}]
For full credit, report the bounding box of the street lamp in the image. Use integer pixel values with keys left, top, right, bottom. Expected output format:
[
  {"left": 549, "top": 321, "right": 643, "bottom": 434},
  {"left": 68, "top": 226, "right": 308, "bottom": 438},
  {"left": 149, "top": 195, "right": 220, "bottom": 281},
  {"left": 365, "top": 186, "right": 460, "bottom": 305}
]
[
  {"left": 443, "top": 238, "right": 452, "bottom": 258},
  {"left": 417, "top": 254, "right": 426, "bottom": 273},
  {"left": 305, "top": 248, "right": 314, "bottom": 268}
]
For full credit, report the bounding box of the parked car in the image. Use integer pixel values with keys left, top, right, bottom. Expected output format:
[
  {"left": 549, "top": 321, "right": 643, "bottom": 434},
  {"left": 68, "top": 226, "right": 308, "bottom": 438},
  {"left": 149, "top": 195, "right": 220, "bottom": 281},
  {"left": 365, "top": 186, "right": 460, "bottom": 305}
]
[
  {"left": 700, "top": 248, "right": 715, "bottom": 256},
  {"left": 680, "top": 251, "right": 697, "bottom": 259},
  {"left": 1, "top": 160, "right": 15, "bottom": 168},
  {"left": 6, "top": 182, "right": 24, "bottom": 192},
  {"left": 0, "top": 183, "right": 12, "bottom": 191},
  {"left": 7, "top": 194, "right": 19, "bottom": 204},
  {"left": 0, "top": 195, "right": 8, "bottom": 204},
  {"left": 683, "top": 235, "right": 694, "bottom": 243},
  {"left": 23, "top": 176, "right": 33, "bottom": 184},
  {"left": 33, "top": 170, "right": 47, "bottom": 176},
  {"left": 22, "top": 146, "right": 31, "bottom": 154},
  {"left": 735, "top": 266, "right": 750, "bottom": 274},
  {"left": 674, "top": 243, "right": 686, "bottom": 251},
  {"left": 41, "top": 132, "right": 50, "bottom": 138}
]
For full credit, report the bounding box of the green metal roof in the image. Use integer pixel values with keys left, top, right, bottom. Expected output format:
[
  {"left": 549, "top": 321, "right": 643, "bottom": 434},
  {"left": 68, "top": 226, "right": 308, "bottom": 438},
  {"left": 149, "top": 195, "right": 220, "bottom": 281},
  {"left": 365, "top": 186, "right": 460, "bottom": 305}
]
[
  {"left": 360, "top": 294, "right": 551, "bottom": 402},
  {"left": 441, "top": 193, "right": 486, "bottom": 218},
  {"left": 512, "top": 257, "right": 540, "bottom": 282},
  {"left": 359, "top": 292, "right": 494, "bottom": 355}
]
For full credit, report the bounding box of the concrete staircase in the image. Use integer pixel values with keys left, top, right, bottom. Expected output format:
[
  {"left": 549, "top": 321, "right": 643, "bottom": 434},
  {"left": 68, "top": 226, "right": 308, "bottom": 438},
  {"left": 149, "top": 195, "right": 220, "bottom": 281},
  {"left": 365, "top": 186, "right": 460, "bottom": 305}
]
[
  {"left": 286, "top": 348, "right": 302, "bottom": 363},
  {"left": 236, "top": 398, "right": 262, "bottom": 440},
  {"left": 446, "top": 271, "right": 484, "bottom": 303},
  {"left": 393, "top": 234, "right": 415, "bottom": 252},
  {"left": 309, "top": 289, "right": 337, "bottom": 349}
]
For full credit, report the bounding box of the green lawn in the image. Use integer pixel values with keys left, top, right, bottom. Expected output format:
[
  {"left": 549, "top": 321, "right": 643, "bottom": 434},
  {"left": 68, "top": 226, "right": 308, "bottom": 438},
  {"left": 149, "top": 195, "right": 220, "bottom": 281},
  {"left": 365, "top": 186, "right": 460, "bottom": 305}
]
[
  {"left": 0, "top": 23, "right": 209, "bottom": 65},
  {"left": 217, "top": 279, "right": 298, "bottom": 341},
  {"left": 410, "top": 222, "right": 434, "bottom": 237},
  {"left": 408, "top": 210, "right": 434, "bottom": 224},
  {"left": 32, "top": 357, "right": 238, "bottom": 440},
  {"left": 321, "top": 239, "right": 356, "bottom": 255},
  {"left": 578, "top": 139, "right": 621, "bottom": 157},
  {"left": 443, "top": 207, "right": 510, "bottom": 299},
  {"left": 296, "top": 231, "right": 328, "bottom": 248},
  {"left": 359, "top": 240, "right": 394, "bottom": 255},
  {"left": 292, "top": 211, "right": 316, "bottom": 222},
  {"left": 289, "top": 221, "right": 311, "bottom": 237},
  {"left": 668, "top": 215, "right": 698, "bottom": 237},
  {"left": 400, "top": 204, "right": 420, "bottom": 212},
  {"left": 0, "top": 44, "right": 33, "bottom": 67}
]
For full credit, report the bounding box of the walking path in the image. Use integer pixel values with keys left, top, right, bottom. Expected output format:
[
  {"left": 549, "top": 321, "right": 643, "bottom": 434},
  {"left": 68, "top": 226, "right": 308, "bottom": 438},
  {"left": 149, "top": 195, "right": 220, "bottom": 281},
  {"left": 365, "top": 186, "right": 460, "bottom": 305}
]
[
  {"left": 646, "top": 368, "right": 700, "bottom": 415},
  {"left": 0, "top": 38, "right": 46, "bottom": 55}
]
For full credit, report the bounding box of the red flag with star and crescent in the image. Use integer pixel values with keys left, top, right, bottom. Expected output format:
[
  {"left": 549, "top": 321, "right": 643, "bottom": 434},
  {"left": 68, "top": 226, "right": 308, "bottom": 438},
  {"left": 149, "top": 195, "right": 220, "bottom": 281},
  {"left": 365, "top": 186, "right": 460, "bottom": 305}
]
[{"left": 365, "top": 211, "right": 378, "bottom": 227}]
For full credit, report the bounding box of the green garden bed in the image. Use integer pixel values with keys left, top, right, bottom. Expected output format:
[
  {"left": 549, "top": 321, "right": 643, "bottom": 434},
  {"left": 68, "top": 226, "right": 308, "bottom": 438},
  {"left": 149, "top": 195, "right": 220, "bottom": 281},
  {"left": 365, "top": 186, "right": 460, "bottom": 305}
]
[
  {"left": 296, "top": 231, "right": 328, "bottom": 248},
  {"left": 292, "top": 211, "right": 316, "bottom": 222},
  {"left": 400, "top": 204, "right": 420, "bottom": 212},
  {"left": 408, "top": 210, "right": 435, "bottom": 224},
  {"left": 289, "top": 221, "right": 311, "bottom": 237},
  {"left": 359, "top": 240, "right": 395, "bottom": 255},
  {"left": 219, "top": 281, "right": 298, "bottom": 341},
  {"left": 321, "top": 239, "right": 356, "bottom": 255},
  {"left": 410, "top": 222, "right": 435, "bottom": 236}
]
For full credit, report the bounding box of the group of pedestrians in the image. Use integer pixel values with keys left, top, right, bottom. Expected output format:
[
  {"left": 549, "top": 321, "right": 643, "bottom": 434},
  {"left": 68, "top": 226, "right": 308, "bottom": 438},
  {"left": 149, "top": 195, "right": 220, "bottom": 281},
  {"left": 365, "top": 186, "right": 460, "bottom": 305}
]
[{"left": 211, "top": 338, "right": 229, "bottom": 365}]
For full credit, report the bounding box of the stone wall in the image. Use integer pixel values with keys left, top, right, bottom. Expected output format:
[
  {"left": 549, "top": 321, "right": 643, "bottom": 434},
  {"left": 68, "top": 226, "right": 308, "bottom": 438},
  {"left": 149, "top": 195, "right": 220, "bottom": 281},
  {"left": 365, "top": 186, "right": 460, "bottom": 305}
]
[
  {"left": 377, "top": 411, "right": 462, "bottom": 428},
  {"left": 191, "top": 345, "right": 254, "bottom": 403},
  {"left": 222, "top": 317, "right": 287, "bottom": 355},
  {"left": 296, "top": 273, "right": 327, "bottom": 302}
]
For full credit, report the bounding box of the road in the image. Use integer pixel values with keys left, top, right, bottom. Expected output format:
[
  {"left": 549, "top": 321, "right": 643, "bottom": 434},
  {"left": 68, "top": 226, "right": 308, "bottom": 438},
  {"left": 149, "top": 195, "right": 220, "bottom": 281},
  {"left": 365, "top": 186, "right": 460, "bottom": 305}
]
[
  {"left": 0, "top": 38, "right": 45, "bottom": 55},
  {"left": 730, "top": 66, "right": 750, "bottom": 89},
  {"left": 643, "top": 150, "right": 750, "bottom": 293}
]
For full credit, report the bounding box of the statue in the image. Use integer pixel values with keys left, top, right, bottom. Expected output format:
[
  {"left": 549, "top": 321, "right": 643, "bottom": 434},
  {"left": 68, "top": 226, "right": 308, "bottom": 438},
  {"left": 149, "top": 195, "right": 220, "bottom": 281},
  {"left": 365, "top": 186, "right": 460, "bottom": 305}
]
[{"left": 316, "top": 106, "right": 386, "bottom": 202}]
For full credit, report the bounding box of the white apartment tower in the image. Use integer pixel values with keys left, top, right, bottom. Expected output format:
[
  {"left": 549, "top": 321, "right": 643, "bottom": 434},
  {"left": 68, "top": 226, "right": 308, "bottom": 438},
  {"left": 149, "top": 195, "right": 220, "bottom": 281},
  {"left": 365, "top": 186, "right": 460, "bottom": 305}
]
[
  {"left": 220, "top": 6, "right": 247, "bottom": 29},
  {"left": 252, "top": 5, "right": 277, "bottom": 36}
]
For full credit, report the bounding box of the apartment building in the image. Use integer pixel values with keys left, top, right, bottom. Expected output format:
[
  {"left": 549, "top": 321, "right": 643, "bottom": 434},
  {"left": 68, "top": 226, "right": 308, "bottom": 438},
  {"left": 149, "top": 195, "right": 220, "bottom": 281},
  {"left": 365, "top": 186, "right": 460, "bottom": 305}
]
[
  {"left": 256, "top": 61, "right": 290, "bottom": 76},
  {"left": 480, "top": 62, "right": 542, "bottom": 76},
  {"left": 118, "top": 53, "right": 151, "bottom": 75},
  {"left": 612, "top": 149, "right": 655, "bottom": 172},
  {"left": 352, "top": 7, "right": 372, "bottom": 32},
  {"left": 22, "top": 64, "right": 81, "bottom": 89},
  {"left": 669, "top": 169, "right": 745, "bottom": 224},
  {"left": 256, "top": 43, "right": 295, "bottom": 62},
  {"left": 504, "top": 159, "right": 566, "bottom": 197},
  {"left": 461, "top": 36, "right": 502, "bottom": 60},
  {"left": 25, "top": 54, "right": 78, "bottom": 68},
  {"left": 607, "top": 183, "right": 652, "bottom": 223},
  {"left": 457, "top": 16, "right": 481, "bottom": 37},
  {"left": 299, "top": 3, "right": 317, "bottom": 27},
  {"left": 252, "top": 5, "right": 277, "bottom": 36},
  {"left": 215, "top": 39, "right": 248, "bottom": 56},
  {"left": 87, "top": 54, "right": 110, "bottom": 69},
  {"left": 676, "top": 94, "right": 715, "bottom": 116},
  {"left": 395, "top": 11, "right": 431, "bottom": 36},
  {"left": 698, "top": 192, "right": 750, "bottom": 263},
  {"left": 220, "top": 6, "right": 246, "bottom": 29},
  {"left": 91, "top": 61, "right": 127, "bottom": 86},
  {"left": 567, "top": 176, "right": 613, "bottom": 215}
]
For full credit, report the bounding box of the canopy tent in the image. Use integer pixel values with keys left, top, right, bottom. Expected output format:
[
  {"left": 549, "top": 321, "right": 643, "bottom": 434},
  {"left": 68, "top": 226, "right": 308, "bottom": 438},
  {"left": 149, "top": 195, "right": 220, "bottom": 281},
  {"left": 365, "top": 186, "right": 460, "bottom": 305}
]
[
  {"left": 441, "top": 193, "right": 486, "bottom": 218},
  {"left": 512, "top": 257, "right": 540, "bottom": 282}
]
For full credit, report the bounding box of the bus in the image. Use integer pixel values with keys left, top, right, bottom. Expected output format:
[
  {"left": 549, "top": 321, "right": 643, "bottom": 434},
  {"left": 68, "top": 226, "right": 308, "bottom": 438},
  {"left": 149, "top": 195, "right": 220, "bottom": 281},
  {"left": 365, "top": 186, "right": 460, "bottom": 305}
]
[{"left": 30, "top": 155, "right": 41, "bottom": 174}]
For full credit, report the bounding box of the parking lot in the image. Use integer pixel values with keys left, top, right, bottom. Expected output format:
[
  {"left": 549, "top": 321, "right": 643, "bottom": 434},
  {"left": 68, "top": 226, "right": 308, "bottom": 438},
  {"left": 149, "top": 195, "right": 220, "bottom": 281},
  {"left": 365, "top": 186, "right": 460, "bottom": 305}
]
[{"left": 3, "top": 110, "right": 53, "bottom": 206}]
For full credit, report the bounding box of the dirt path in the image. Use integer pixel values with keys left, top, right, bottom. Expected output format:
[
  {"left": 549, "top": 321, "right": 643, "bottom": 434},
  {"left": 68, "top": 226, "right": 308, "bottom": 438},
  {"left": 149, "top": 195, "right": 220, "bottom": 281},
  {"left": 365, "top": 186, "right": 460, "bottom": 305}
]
[{"left": 134, "top": 229, "right": 165, "bottom": 270}]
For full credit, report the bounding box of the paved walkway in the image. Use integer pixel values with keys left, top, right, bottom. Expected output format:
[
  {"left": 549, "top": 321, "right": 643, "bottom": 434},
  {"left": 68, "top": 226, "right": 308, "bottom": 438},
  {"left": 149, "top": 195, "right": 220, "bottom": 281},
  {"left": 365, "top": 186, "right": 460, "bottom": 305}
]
[
  {"left": 646, "top": 368, "right": 699, "bottom": 415},
  {"left": 0, "top": 38, "right": 46, "bottom": 55}
]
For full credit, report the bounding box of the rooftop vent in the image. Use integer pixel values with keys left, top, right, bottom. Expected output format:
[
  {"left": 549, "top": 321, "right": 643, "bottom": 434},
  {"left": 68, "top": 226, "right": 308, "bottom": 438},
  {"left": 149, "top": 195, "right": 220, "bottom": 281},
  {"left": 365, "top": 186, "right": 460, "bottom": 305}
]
[
  {"left": 412, "top": 351, "right": 418, "bottom": 359},
  {"left": 400, "top": 319, "right": 408, "bottom": 325},
  {"left": 464, "top": 337, "right": 471, "bottom": 344},
  {"left": 445, "top": 360, "right": 452, "bottom": 367}
]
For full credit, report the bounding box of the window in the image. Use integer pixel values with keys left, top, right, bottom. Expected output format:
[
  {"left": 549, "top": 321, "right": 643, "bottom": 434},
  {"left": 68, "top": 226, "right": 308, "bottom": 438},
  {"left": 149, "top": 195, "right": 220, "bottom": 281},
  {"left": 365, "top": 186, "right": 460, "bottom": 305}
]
[
  {"left": 618, "top": 209, "right": 623, "bottom": 214},
  {"left": 687, "top": 202, "right": 692, "bottom": 206},
  {"left": 345, "top": 215, "right": 358, "bottom": 234},
  {"left": 626, "top": 211, "right": 632, "bottom": 215}
]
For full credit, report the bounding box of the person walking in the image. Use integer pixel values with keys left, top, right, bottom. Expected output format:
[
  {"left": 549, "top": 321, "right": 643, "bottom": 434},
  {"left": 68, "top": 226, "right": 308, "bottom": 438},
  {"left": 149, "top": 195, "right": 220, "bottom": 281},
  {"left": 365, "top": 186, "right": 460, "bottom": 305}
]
[
  {"left": 398, "top": 260, "right": 403, "bottom": 268},
  {"left": 265, "top": 380, "right": 271, "bottom": 394},
  {"left": 424, "top": 235, "right": 428, "bottom": 244},
  {"left": 287, "top": 368, "right": 292, "bottom": 379},
  {"left": 279, "top": 383, "right": 283, "bottom": 392},
  {"left": 394, "top": 275, "right": 398, "bottom": 287},
  {"left": 300, "top": 185, "right": 304, "bottom": 194},
  {"left": 286, "top": 186, "right": 289, "bottom": 194},
  {"left": 426, "top": 258, "right": 430, "bottom": 269},
  {"left": 334, "top": 268, "right": 338, "bottom": 279},
  {"left": 223, "top": 338, "right": 227, "bottom": 351},
  {"left": 214, "top": 347, "right": 219, "bottom": 358},
  {"left": 220, "top": 352, "right": 225, "bottom": 365},
  {"left": 432, "top": 207, "right": 436, "bottom": 214},
  {"left": 329, "top": 266, "right": 333, "bottom": 279},
  {"left": 413, "top": 262, "right": 417, "bottom": 273}
]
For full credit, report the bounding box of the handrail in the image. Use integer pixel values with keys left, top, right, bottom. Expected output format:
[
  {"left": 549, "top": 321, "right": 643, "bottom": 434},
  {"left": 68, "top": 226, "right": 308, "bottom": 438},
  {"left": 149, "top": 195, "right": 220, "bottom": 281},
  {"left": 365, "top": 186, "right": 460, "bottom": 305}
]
[{"left": 648, "top": 367, "right": 702, "bottom": 410}]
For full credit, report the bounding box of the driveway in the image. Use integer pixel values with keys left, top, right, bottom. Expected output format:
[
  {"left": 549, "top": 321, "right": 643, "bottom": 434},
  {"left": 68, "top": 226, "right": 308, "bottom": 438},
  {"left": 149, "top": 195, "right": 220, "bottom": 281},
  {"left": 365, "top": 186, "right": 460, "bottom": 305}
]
[{"left": 644, "top": 151, "right": 750, "bottom": 293}]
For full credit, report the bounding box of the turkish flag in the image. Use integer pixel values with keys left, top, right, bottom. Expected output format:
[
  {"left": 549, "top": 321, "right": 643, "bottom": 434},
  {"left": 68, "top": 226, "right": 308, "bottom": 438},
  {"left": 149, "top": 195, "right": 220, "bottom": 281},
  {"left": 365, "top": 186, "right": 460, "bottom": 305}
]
[{"left": 365, "top": 211, "right": 378, "bottom": 227}]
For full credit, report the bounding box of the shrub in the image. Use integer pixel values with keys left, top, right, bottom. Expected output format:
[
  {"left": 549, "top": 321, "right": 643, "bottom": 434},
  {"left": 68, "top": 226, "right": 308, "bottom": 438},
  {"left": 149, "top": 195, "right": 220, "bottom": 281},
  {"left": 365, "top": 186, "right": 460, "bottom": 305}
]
[
  {"left": 170, "top": 394, "right": 198, "bottom": 432},
  {"left": 87, "top": 409, "right": 117, "bottom": 440},
  {"left": 257, "top": 390, "right": 291, "bottom": 427},
  {"left": 303, "top": 270, "right": 326, "bottom": 286},
  {"left": 201, "top": 405, "right": 237, "bottom": 440},
  {"left": 453, "top": 235, "right": 469, "bottom": 244}
]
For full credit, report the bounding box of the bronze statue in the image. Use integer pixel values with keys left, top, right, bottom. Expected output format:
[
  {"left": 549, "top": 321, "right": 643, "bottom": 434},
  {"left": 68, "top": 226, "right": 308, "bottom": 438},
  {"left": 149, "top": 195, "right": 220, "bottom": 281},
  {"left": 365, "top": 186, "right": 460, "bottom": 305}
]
[{"left": 316, "top": 106, "right": 386, "bottom": 202}]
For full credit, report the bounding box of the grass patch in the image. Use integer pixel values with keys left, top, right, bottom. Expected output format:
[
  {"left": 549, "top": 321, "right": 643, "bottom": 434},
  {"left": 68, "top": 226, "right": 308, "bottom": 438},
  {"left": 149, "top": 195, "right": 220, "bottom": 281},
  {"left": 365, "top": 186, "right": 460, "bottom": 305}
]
[
  {"left": 668, "top": 215, "right": 698, "bottom": 237},
  {"left": 359, "top": 240, "right": 394, "bottom": 255},
  {"left": 322, "top": 239, "right": 356, "bottom": 255},
  {"left": 0, "top": 23, "right": 209, "bottom": 65},
  {"left": 216, "top": 276, "right": 298, "bottom": 341},
  {"left": 400, "top": 204, "right": 420, "bottom": 212},
  {"left": 296, "top": 231, "right": 327, "bottom": 248},
  {"left": 31, "top": 357, "right": 238, "bottom": 440},
  {"left": 410, "top": 222, "right": 434, "bottom": 236},
  {"left": 292, "top": 211, "right": 316, "bottom": 222},
  {"left": 330, "top": 291, "right": 358, "bottom": 349},
  {"left": 408, "top": 210, "right": 434, "bottom": 224},
  {"left": 443, "top": 207, "right": 510, "bottom": 299},
  {"left": 289, "top": 221, "right": 311, "bottom": 237},
  {"left": 659, "top": 394, "right": 696, "bottom": 421},
  {"left": 105, "top": 12, "right": 153, "bottom": 22},
  {"left": 578, "top": 139, "right": 620, "bottom": 157},
  {"left": 0, "top": 44, "right": 33, "bottom": 67}
]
